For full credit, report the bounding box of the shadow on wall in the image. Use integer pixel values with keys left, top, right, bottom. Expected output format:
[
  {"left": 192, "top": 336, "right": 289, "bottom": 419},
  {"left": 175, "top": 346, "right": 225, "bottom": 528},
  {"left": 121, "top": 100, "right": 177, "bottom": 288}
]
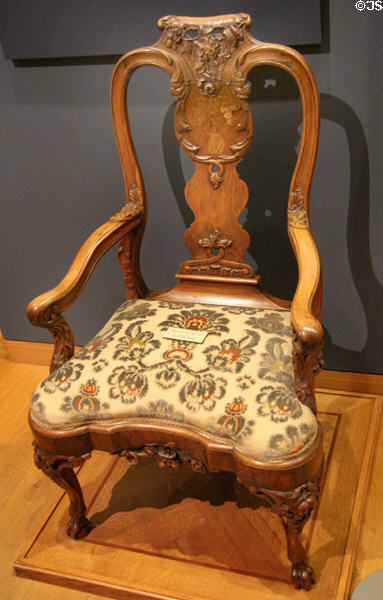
[
  {"left": 161, "top": 66, "right": 383, "bottom": 374},
  {"left": 319, "top": 93, "right": 383, "bottom": 373}
]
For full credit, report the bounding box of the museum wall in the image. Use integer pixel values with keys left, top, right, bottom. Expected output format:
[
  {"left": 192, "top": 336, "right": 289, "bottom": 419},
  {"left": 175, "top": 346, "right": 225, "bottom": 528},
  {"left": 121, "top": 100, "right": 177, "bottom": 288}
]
[{"left": 0, "top": 0, "right": 382, "bottom": 374}]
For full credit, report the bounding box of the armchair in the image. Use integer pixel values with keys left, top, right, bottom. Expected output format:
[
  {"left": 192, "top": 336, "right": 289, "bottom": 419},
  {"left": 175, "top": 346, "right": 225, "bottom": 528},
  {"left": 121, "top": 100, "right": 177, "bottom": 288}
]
[{"left": 28, "top": 14, "right": 324, "bottom": 591}]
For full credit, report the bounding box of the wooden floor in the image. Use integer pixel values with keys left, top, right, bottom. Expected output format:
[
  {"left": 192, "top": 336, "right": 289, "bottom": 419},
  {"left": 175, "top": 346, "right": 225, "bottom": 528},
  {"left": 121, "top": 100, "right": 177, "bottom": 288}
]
[{"left": 1, "top": 354, "right": 383, "bottom": 600}]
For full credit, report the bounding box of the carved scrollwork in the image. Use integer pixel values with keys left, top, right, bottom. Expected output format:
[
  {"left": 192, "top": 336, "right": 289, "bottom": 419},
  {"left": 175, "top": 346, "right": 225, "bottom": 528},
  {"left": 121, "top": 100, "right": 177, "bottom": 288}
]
[
  {"left": 179, "top": 228, "right": 257, "bottom": 279},
  {"left": 247, "top": 465, "right": 323, "bottom": 590},
  {"left": 39, "top": 305, "right": 74, "bottom": 373},
  {"left": 199, "top": 228, "right": 232, "bottom": 250},
  {"left": 33, "top": 441, "right": 91, "bottom": 482},
  {"left": 118, "top": 235, "right": 138, "bottom": 300},
  {"left": 157, "top": 15, "right": 253, "bottom": 190},
  {"left": 258, "top": 465, "right": 322, "bottom": 534},
  {"left": 110, "top": 183, "right": 144, "bottom": 222},
  {"left": 292, "top": 331, "right": 324, "bottom": 414},
  {"left": 116, "top": 442, "right": 207, "bottom": 473},
  {"left": 208, "top": 162, "right": 224, "bottom": 189},
  {"left": 158, "top": 14, "right": 250, "bottom": 97},
  {"left": 33, "top": 442, "right": 92, "bottom": 538},
  {"left": 288, "top": 186, "right": 309, "bottom": 229}
]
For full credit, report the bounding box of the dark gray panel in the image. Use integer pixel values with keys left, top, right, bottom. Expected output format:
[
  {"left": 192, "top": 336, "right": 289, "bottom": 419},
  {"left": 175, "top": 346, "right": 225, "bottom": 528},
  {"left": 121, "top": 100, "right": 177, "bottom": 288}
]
[{"left": 0, "top": 0, "right": 322, "bottom": 60}]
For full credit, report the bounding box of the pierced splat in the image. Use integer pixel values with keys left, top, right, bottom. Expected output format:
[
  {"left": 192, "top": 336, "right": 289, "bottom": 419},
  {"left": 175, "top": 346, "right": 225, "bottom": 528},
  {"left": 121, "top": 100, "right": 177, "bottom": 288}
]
[{"left": 156, "top": 15, "right": 257, "bottom": 282}]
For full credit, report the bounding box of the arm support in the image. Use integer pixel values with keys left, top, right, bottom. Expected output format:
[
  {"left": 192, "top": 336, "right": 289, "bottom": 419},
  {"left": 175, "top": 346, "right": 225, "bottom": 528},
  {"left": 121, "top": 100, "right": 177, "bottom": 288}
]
[
  {"left": 290, "top": 227, "right": 323, "bottom": 349},
  {"left": 27, "top": 215, "right": 140, "bottom": 373},
  {"left": 236, "top": 42, "right": 323, "bottom": 412}
]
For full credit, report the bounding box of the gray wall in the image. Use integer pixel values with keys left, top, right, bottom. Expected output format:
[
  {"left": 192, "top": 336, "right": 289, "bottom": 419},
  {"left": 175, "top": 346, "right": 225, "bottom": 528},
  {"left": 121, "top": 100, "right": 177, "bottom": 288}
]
[{"left": 1, "top": 0, "right": 382, "bottom": 374}]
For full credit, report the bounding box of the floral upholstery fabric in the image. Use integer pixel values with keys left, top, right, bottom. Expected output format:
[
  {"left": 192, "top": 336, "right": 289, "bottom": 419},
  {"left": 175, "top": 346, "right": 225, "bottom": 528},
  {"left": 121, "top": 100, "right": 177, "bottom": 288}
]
[{"left": 30, "top": 299, "right": 318, "bottom": 463}]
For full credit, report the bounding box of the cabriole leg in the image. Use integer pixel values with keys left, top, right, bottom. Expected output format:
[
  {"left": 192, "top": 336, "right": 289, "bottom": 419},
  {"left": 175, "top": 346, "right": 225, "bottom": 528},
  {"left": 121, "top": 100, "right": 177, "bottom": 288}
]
[
  {"left": 257, "top": 469, "right": 322, "bottom": 590},
  {"left": 33, "top": 441, "right": 92, "bottom": 539},
  {"left": 281, "top": 507, "right": 315, "bottom": 590}
]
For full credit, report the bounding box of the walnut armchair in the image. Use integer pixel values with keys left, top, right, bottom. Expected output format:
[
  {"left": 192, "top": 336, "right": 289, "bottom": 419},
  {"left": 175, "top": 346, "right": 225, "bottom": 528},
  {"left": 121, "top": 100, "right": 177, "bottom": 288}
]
[{"left": 27, "top": 14, "right": 324, "bottom": 591}]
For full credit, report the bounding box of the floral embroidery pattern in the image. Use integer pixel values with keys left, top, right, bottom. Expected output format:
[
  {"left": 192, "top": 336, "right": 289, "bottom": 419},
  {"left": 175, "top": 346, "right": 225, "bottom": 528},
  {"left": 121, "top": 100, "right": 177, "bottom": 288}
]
[
  {"left": 113, "top": 301, "right": 158, "bottom": 321},
  {"left": 76, "top": 322, "right": 122, "bottom": 361},
  {"left": 266, "top": 423, "right": 317, "bottom": 458},
  {"left": 92, "top": 358, "right": 109, "bottom": 372},
  {"left": 163, "top": 339, "right": 194, "bottom": 362},
  {"left": 30, "top": 299, "right": 318, "bottom": 462},
  {"left": 256, "top": 385, "right": 303, "bottom": 422},
  {"left": 60, "top": 379, "right": 109, "bottom": 415},
  {"left": 237, "top": 375, "right": 256, "bottom": 390},
  {"left": 159, "top": 308, "right": 229, "bottom": 334},
  {"left": 211, "top": 397, "right": 255, "bottom": 439},
  {"left": 108, "top": 366, "right": 148, "bottom": 403},
  {"left": 156, "top": 366, "right": 181, "bottom": 389},
  {"left": 41, "top": 362, "right": 84, "bottom": 393},
  {"left": 157, "top": 300, "right": 189, "bottom": 310},
  {"left": 246, "top": 312, "right": 291, "bottom": 336},
  {"left": 204, "top": 331, "right": 259, "bottom": 373},
  {"left": 113, "top": 321, "right": 161, "bottom": 361},
  {"left": 258, "top": 337, "right": 294, "bottom": 388},
  {"left": 223, "top": 306, "right": 257, "bottom": 315},
  {"left": 31, "top": 392, "right": 47, "bottom": 421},
  {"left": 179, "top": 375, "right": 226, "bottom": 412},
  {"left": 137, "top": 399, "right": 184, "bottom": 422}
]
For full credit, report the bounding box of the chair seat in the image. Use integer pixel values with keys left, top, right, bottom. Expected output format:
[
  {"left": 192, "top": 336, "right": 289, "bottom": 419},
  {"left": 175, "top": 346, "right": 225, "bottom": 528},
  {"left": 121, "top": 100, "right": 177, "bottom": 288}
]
[{"left": 30, "top": 299, "right": 318, "bottom": 463}]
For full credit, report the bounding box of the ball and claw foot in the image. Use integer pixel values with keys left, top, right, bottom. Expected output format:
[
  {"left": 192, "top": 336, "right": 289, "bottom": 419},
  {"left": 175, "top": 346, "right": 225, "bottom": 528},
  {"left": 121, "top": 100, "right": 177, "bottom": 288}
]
[
  {"left": 67, "top": 517, "right": 93, "bottom": 540},
  {"left": 291, "top": 562, "right": 316, "bottom": 590}
]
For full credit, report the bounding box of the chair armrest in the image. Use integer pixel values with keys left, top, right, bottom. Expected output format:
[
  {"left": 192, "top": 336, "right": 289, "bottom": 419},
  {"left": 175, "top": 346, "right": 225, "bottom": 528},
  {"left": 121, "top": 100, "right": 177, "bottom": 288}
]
[
  {"left": 27, "top": 209, "right": 141, "bottom": 372},
  {"left": 289, "top": 223, "right": 323, "bottom": 348},
  {"left": 289, "top": 225, "right": 323, "bottom": 413}
]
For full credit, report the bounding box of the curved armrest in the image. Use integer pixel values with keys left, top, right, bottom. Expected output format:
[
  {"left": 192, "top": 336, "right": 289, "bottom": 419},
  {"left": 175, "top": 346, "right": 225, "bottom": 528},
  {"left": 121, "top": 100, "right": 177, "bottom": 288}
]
[
  {"left": 289, "top": 226, "right": 323, "bottom": 349},
  {"left": 27, "top": 211, "right": 141, "bottom": 372}
]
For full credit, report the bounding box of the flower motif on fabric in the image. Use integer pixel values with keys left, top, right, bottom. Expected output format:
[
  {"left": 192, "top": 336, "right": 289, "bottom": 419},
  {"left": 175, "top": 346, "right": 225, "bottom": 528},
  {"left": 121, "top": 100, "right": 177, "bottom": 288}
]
[
  {"left": 108, "top": 365, "right": 148, "bottom": 404},
  {"left": 266, "top": 423, "right": 317, "bottom": 459},
  {"left": 113, "top": 321, "right": 161, "bottom": 361},
  {"left": 237, "top": 375, "right": 256, "bottom": 390},
  {"left": 203, "top": 331, "right": 259, "bottom": 373},
  {"left": 60, "top": 379, "right": 109, "bottom": 414},
  {"left": 223, "top": 306, "right": 257, "bottom": 315},
  {"left": 137, "top": 399, "right": 184, "bottom": 422},
  {"left": 258, "top": 337, "right": 294, "bottom": 388},
  {"left": 246, "top": 312, "right": 291, "bottom": 337},
  {"left": 256, "top": 385, "right": 303, "bottom": 422},
  {"left": 163, "top": 339, "right": 194, "bottom": 362},
  {"left": 156, "top": 366, "right": 182, "bottom": 390},
  {"left": 76, "top": 322, "right": 122, "bottom": 361},
  {"left": 92, "top": 358, "right": 109, "bottom": 372},
  {"left": 179, "top": 374, "right": 226, "bottom": 412},
  {"left": 157, "top": 300, "right": 193, "bottom": 310},
  {"left": 216, "top": 397, "right": 254, "bottom": 438},
  {"left": 40, "top": 361, "right": 84, "bottom": 393},
  {"left": 113, "top": 300, "right": 158, "bottom": 321},
  {"left": 31, "top": 392, "right": 47, "bottom": 421},
  {"left": 159, "top": 309, "right": 229, "bottom": 334}
]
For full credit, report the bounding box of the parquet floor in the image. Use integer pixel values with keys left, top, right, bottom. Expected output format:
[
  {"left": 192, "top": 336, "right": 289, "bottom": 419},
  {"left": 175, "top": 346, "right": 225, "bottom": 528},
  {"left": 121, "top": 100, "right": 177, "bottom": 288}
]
[{"left": 1, "top": 356, "right": 383, "bottom": 600}]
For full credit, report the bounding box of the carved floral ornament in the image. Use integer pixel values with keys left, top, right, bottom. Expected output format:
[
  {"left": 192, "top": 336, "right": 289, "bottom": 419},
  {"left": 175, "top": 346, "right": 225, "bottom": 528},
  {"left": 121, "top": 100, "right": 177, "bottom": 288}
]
[
  {"left": 179, "top": 227, "right": 257, "bottom": 279},
  {"left": 157, "top": 15, "right": 254, "bottom": 190},
  {"left": 158, "top": 14, "right": 252, "bottom": 97},
  {"left": 117, "top": 442, "right": 207, "bottom": 473},
  {"left": 288, "top": 186, "right": 309, "bottom": 229},
  {"left": 110, "top": 184, "right": 143, "bottom": 222}
]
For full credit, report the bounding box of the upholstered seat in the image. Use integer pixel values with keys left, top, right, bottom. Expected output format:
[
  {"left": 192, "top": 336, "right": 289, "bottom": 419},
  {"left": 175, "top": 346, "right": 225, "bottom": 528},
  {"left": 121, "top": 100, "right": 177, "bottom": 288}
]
[{"left": 31, "top": 299, "right": 318, "bottom": 462}]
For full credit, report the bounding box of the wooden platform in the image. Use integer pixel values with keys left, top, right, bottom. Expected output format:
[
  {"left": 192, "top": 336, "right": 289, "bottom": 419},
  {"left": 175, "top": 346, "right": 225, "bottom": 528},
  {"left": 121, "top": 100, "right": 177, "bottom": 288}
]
[{"left": 13, "top": 389, "right": 381, "bottom": 600}]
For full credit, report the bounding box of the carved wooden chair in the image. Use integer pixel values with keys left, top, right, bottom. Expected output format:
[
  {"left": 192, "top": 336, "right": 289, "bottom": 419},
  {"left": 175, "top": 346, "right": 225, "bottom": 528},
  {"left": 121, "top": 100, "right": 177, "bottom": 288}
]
[{"left": 28, "top": 14, "right": 324, "bottom": 591}]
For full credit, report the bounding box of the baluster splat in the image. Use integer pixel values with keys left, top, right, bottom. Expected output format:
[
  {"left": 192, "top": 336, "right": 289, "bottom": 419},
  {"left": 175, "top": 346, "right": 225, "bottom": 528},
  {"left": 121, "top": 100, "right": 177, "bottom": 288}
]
[{"left": 156, "top": 14, "right": 259, "bottom": 283}]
